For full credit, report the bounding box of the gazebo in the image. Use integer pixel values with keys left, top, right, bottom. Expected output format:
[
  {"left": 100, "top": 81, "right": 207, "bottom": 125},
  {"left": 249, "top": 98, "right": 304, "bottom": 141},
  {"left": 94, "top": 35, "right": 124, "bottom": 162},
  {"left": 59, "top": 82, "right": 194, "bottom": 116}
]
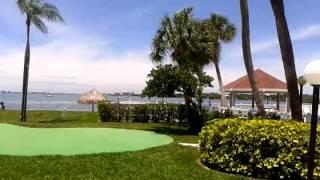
[{"left": 223, "top": 69, "right": 288, "bottom": 112}]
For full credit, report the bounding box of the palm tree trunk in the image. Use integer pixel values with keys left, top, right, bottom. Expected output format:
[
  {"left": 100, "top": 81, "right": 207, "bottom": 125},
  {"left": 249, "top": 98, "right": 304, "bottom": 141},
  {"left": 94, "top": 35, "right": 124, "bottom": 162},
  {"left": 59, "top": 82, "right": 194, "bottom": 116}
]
[
  {"left": 184, "top": 94, "right": 192, "bottom": 126},
  {"left": 214, "top": 62, "right": 227, "bottom": 107},
  {"left": 197, "top": 88, "right": 202, "bottom": 111},
  {"left": 270, "top": 0, "right": 302, "bottom": 120},
  {"left": 240, "top": 0, "right": 265, "bottom": 116},
  {"left": 20, "top": 17, "right": 31, "bottom": 122}
]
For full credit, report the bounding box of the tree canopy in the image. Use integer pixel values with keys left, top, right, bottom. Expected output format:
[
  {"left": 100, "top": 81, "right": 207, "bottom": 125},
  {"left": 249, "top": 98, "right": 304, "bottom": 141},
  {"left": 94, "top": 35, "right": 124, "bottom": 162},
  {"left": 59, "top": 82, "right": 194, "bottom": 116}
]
[
  {"left": 142, "top": 64, "right": 213, "bottom": 100},
  {"left": 17, "top": 0, "right": 64, "bottom": 33}
]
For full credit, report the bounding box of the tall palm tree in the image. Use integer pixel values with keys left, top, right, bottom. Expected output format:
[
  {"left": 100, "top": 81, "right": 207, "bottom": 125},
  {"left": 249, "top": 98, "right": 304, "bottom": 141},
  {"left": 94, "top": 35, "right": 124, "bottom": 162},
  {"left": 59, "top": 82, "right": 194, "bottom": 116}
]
[
  {"left": 270, "top": 0, "right": 302, "bottom": 121},
  {"left": 239, "top": 0, "right": 265, "bottom": 115},
  {"left": 150, "top": 7, "right": 210, "bottom": 87},
  {"left": 205, "top": 14, "right": 236, "bottom": 107},
  {"left": 151, "top": 7, "right": 209, "bottom": 70},
  {"left": 151, "top": 7, "right": 211, "bottom": 128},
  {"left": 17, "top": 0, "right": 64, "bottom": 122}
]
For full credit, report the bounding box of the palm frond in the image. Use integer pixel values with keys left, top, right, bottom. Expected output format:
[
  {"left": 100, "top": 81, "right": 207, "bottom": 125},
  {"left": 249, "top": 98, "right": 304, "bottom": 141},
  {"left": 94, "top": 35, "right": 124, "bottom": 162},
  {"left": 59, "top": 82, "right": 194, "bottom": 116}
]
[
  {"left": 17, "top": 0, "right": 28, "bottom": 14},
  {"left": 40, "top": 2, "right": 64, "bottom": 23},
  {"left": 151, "top": 15, "right": 175, "bottom": 63},
  {"left": 221, "top": 24, "right": 236, "bottom": 42},
  {"left": 30, "top": 16, "right": 48, "bottom": 33},
  {"left": 151, "top": 29, "right": 167, "bottom": 63}
]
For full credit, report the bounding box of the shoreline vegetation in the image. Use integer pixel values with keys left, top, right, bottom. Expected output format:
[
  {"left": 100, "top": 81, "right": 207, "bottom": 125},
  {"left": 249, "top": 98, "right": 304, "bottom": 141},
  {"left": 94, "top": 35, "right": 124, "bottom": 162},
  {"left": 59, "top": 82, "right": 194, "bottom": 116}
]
[{"left": 1, "top": 91, "right": 314, "bottom": 103}]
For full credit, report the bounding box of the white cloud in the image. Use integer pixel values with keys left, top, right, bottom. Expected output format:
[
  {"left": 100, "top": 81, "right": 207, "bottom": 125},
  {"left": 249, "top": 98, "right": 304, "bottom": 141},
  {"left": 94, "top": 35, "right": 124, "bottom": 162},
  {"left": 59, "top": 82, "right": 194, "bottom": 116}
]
[
  {"left": 253, "top": 24, "right": 320, "bottom": 53},
  {"left": 293, "top": 24, "right": 320, "bottom": 41},
  {"left": 224, "top": 23, "right": 320, "bottom": 60},
  {"left": 0, "top": 24, "right": 154, "bottom": 93}
]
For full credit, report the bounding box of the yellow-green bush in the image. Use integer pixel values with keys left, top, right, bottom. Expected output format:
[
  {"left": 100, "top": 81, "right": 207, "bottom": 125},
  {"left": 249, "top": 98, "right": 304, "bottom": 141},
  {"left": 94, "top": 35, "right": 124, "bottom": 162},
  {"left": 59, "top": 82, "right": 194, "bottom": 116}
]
[{"left": 199, "top": 119, "right": 320, "bottom": 179}]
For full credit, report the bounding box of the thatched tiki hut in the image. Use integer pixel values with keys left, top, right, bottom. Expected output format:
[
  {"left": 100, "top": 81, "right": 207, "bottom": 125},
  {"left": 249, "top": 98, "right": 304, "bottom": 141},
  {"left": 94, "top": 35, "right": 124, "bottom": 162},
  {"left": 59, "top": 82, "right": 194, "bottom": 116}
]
[{"left": 78, "top": 89, "right": 106, "bottom": 112}]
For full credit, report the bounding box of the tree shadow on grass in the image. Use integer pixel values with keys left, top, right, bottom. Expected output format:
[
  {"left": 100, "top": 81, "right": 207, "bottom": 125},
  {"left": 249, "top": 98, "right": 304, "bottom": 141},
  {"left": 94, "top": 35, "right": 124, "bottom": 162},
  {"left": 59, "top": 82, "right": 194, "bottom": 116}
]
[
  {"left": 148, "top": 126, "right": 191, "bottom": 135},
  {"left": 38, "top": 118, "right": 80, "bottom": 124}
]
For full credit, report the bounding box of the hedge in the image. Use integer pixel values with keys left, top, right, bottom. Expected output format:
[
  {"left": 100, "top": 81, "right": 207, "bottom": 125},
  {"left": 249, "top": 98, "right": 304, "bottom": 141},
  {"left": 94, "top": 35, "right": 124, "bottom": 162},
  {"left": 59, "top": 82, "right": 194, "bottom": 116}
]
[
  {"left": 199, "top": 119, "right": 320, "bottom": 179},
  {"left": 97, "top": 101, "right": 188, "bottom": 123}
]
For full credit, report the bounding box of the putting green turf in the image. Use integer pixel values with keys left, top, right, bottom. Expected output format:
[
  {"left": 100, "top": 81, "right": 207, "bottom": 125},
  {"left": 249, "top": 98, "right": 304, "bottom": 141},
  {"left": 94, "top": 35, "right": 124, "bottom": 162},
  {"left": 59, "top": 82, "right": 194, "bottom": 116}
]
[{"left": 0, "top": 124, "right": 173, "bottom": 156}]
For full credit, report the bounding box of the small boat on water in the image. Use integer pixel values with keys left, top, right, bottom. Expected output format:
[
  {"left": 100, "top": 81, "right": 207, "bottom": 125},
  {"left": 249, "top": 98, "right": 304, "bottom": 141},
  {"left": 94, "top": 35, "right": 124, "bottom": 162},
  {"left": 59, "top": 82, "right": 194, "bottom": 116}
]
[{"left": 46, "top": 93, "right": 55, "bottom": 97}]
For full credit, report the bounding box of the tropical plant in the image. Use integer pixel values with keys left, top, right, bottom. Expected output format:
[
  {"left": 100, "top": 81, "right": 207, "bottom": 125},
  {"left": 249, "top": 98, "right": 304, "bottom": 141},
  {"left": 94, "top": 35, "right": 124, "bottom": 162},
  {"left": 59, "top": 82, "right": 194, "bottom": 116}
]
[
  {"left": 97, "top": 103, "right": 185, "bottom": 124},
  {"left": 143, "top": 64, "right": 213, "bottom": 129},
  {"left": 17, "top": 0, "right": 64, "bottom": 122},
  {"left": 150, "top": 7, "right": 213, "bottom": 131},
  {"left": 150, "top": 7, "right": 210, "bottom": 73},
  {"left": 142, "top": 64, "right": 179, "bottom": 100},
  {"left": 204, "top": 14, "right": 236, "bottom": 107},
  {"left": 199, "top": 118, "right": 320, "bottom": 179},
  {"left": 297, "top": 76, "right": 307, "bottom": 105},
  {"left": 239, "top": 0, "right": 265, "bottom": 116},
  {"left": 270, "top": 0, "right": 302, "bottom": 120}
]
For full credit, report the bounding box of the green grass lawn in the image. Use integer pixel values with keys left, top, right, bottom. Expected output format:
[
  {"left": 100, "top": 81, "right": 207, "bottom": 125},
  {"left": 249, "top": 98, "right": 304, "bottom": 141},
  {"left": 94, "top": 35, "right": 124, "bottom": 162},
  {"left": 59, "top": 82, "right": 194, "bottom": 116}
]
[{"left": 0, "top": 110, "right": 247, "bottom": 179}]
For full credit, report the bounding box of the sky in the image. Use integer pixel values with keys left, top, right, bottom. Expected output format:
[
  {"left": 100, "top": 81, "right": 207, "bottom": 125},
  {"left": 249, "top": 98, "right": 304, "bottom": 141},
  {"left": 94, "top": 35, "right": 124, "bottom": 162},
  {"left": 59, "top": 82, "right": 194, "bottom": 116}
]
[{"left": 0, "top": 0, "right": 319, "bottom": 94}]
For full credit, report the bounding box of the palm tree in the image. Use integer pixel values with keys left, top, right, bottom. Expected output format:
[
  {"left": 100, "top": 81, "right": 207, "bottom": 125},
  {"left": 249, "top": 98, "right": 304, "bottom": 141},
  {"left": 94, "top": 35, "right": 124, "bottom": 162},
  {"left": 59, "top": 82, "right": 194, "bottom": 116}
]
[
  {"left": 239, "top": 0, "right": 265, "bottom": 115},
  {"left": 270, "top": 0, "right": 302, "bottom": 121},
  {"left": 297, "top": 75, "right": 306, "bottom": 106},
  {"left": 151, "top": 7, "right": 209, "bottom": 70},
  {"left": 151, "top": 7, "right": 211, "bottom": 130},
  {"left": 17, "top": 0, "right": 64, "bottom": 122},
  {"left": 150, "top": 7, "right": 210, "bottom": 93},
  {"left": 205, "top": 14, "right": 236, "bottom": 107}
]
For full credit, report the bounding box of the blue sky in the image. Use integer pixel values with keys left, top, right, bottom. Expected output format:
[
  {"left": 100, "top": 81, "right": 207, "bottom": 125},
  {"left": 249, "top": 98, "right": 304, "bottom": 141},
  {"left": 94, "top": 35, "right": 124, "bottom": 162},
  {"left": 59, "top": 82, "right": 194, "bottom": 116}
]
[{"left": 0, "top": 0, "right": 319, "bottom": 93}]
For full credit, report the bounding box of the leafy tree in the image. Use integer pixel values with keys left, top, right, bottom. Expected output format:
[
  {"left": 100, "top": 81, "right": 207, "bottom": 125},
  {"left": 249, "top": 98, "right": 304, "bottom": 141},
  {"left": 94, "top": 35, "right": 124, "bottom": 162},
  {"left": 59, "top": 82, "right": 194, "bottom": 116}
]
[
  {"left": 143, "top": 64, "right": 213, "bottom": 103},
  {"left": 204, "top": 14, "right": 236, "bottom": 107},
  {"left": 143, "top": 64, "right": 213, "bottom": 132},
  {"left": 239, "top": 0, "right": 265, "bottom": 116},
  {"left": 17, "top": 0, "right": 64, "bottom": 122},
  {"left": 270, "top": 0, "right": 302, "bottom": 120},
  {"left": 142, "top": 64, "right": 179, "bottom": 99}
]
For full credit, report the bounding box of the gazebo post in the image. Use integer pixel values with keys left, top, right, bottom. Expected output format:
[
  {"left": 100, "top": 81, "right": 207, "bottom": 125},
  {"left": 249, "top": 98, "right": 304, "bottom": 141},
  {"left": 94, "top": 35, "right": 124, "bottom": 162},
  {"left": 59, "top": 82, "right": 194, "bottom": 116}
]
[
  {"left": 229, "top": 92, "right": 233, "bottom": 108},
  {"left": 286, "top": 93, "right": 291, "bottom": 113},
  {"left": 251, "top": 94, "right": 254, "bottom": 109},
  {"left": 276, "top": 93, "right": 280, "bottom": 111},
  {"left": 229, "top": 92, "right": 236, "bottom": 108}
]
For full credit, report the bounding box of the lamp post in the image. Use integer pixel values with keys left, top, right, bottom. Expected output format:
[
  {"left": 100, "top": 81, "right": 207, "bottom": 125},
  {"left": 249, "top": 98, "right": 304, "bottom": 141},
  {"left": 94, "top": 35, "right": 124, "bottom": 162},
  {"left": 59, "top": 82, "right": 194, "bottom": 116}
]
[
  {"left": 298, "top": 75, "right": 307, "bottom": 106},
  {"left": 304, "top": 60, "right": 320, "bottom": 179}
]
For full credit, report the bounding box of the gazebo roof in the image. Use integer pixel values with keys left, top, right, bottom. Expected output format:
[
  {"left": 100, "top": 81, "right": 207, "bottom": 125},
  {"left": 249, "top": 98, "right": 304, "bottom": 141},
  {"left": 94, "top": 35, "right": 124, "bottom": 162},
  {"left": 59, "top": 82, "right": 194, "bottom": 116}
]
[{"left": 224, "top": 69, "right": 287, "bottom": 93}]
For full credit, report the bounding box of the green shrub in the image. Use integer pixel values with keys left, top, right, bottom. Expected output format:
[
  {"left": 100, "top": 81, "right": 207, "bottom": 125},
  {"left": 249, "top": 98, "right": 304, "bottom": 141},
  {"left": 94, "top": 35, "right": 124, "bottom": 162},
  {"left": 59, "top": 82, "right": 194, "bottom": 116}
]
[
  {"left": 97, "top": 103, "right": 183, "bottom": 123},
  {"left": 199, "top": 119, "right": 320, "bottom": 179},
  {"left": 97, "top": 101, "right": 114, "bottom": 122}
]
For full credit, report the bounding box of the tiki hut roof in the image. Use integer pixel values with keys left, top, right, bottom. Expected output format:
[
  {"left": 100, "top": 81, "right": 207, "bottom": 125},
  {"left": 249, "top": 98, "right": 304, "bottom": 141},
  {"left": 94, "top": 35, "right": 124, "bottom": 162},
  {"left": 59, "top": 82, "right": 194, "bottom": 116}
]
[
  {"left": 78, "top": 89, "right": 106, "bottom": 104},
  {"left": 223, "top": 69, "right": 287, "bottom": 93}
]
